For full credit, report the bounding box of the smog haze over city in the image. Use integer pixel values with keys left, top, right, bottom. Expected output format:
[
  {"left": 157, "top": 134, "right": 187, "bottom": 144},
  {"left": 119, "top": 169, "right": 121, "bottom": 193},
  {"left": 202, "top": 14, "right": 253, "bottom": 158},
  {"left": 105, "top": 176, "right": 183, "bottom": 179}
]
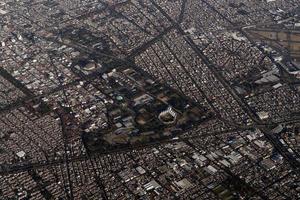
[{"left": 0, "top": 0, "right": 300, "bottom": 199}]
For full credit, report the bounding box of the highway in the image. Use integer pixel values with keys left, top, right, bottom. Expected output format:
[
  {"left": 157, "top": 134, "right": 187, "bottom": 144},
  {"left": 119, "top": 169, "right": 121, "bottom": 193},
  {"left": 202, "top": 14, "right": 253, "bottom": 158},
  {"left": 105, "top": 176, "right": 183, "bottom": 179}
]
[
  {"left": 1, "top": 0, "right": 299, "bottom": 179},
  {"left": 150, "top": 0, "right": 300, "bottom": 171}
]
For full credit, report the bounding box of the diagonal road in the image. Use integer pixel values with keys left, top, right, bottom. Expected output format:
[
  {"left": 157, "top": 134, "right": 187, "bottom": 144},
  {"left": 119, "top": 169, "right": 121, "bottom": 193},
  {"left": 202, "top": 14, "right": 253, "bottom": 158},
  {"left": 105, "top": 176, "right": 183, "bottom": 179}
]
[{"left": 149, "top": 0, "right": 300, "bottom": 171}]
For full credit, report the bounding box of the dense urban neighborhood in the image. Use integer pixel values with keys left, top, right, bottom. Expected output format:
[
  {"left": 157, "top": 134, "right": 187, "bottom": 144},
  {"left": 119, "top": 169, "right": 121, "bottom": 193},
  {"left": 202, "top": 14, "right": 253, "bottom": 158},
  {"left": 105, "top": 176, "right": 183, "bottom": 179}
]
[{"left": 0, "top": 0, "right": 300, "bottom": 199}]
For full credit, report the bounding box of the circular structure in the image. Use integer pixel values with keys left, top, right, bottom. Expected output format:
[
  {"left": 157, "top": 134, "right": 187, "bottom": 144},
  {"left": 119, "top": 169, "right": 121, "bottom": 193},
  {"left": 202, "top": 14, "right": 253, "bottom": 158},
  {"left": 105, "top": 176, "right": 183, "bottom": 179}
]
[
  {"left": 84, "top": 62, "right": 97, "bottom": 71},
  {"left": 158, "top": 107, "right": 177, "bottom": 125}
]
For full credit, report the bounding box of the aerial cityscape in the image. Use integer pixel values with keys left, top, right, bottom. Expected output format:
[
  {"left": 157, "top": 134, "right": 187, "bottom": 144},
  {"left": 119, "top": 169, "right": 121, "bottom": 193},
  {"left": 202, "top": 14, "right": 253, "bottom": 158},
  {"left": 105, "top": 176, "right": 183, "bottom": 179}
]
[{"left": 0, "top": 0, "right": 299, "bottom": 199}]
